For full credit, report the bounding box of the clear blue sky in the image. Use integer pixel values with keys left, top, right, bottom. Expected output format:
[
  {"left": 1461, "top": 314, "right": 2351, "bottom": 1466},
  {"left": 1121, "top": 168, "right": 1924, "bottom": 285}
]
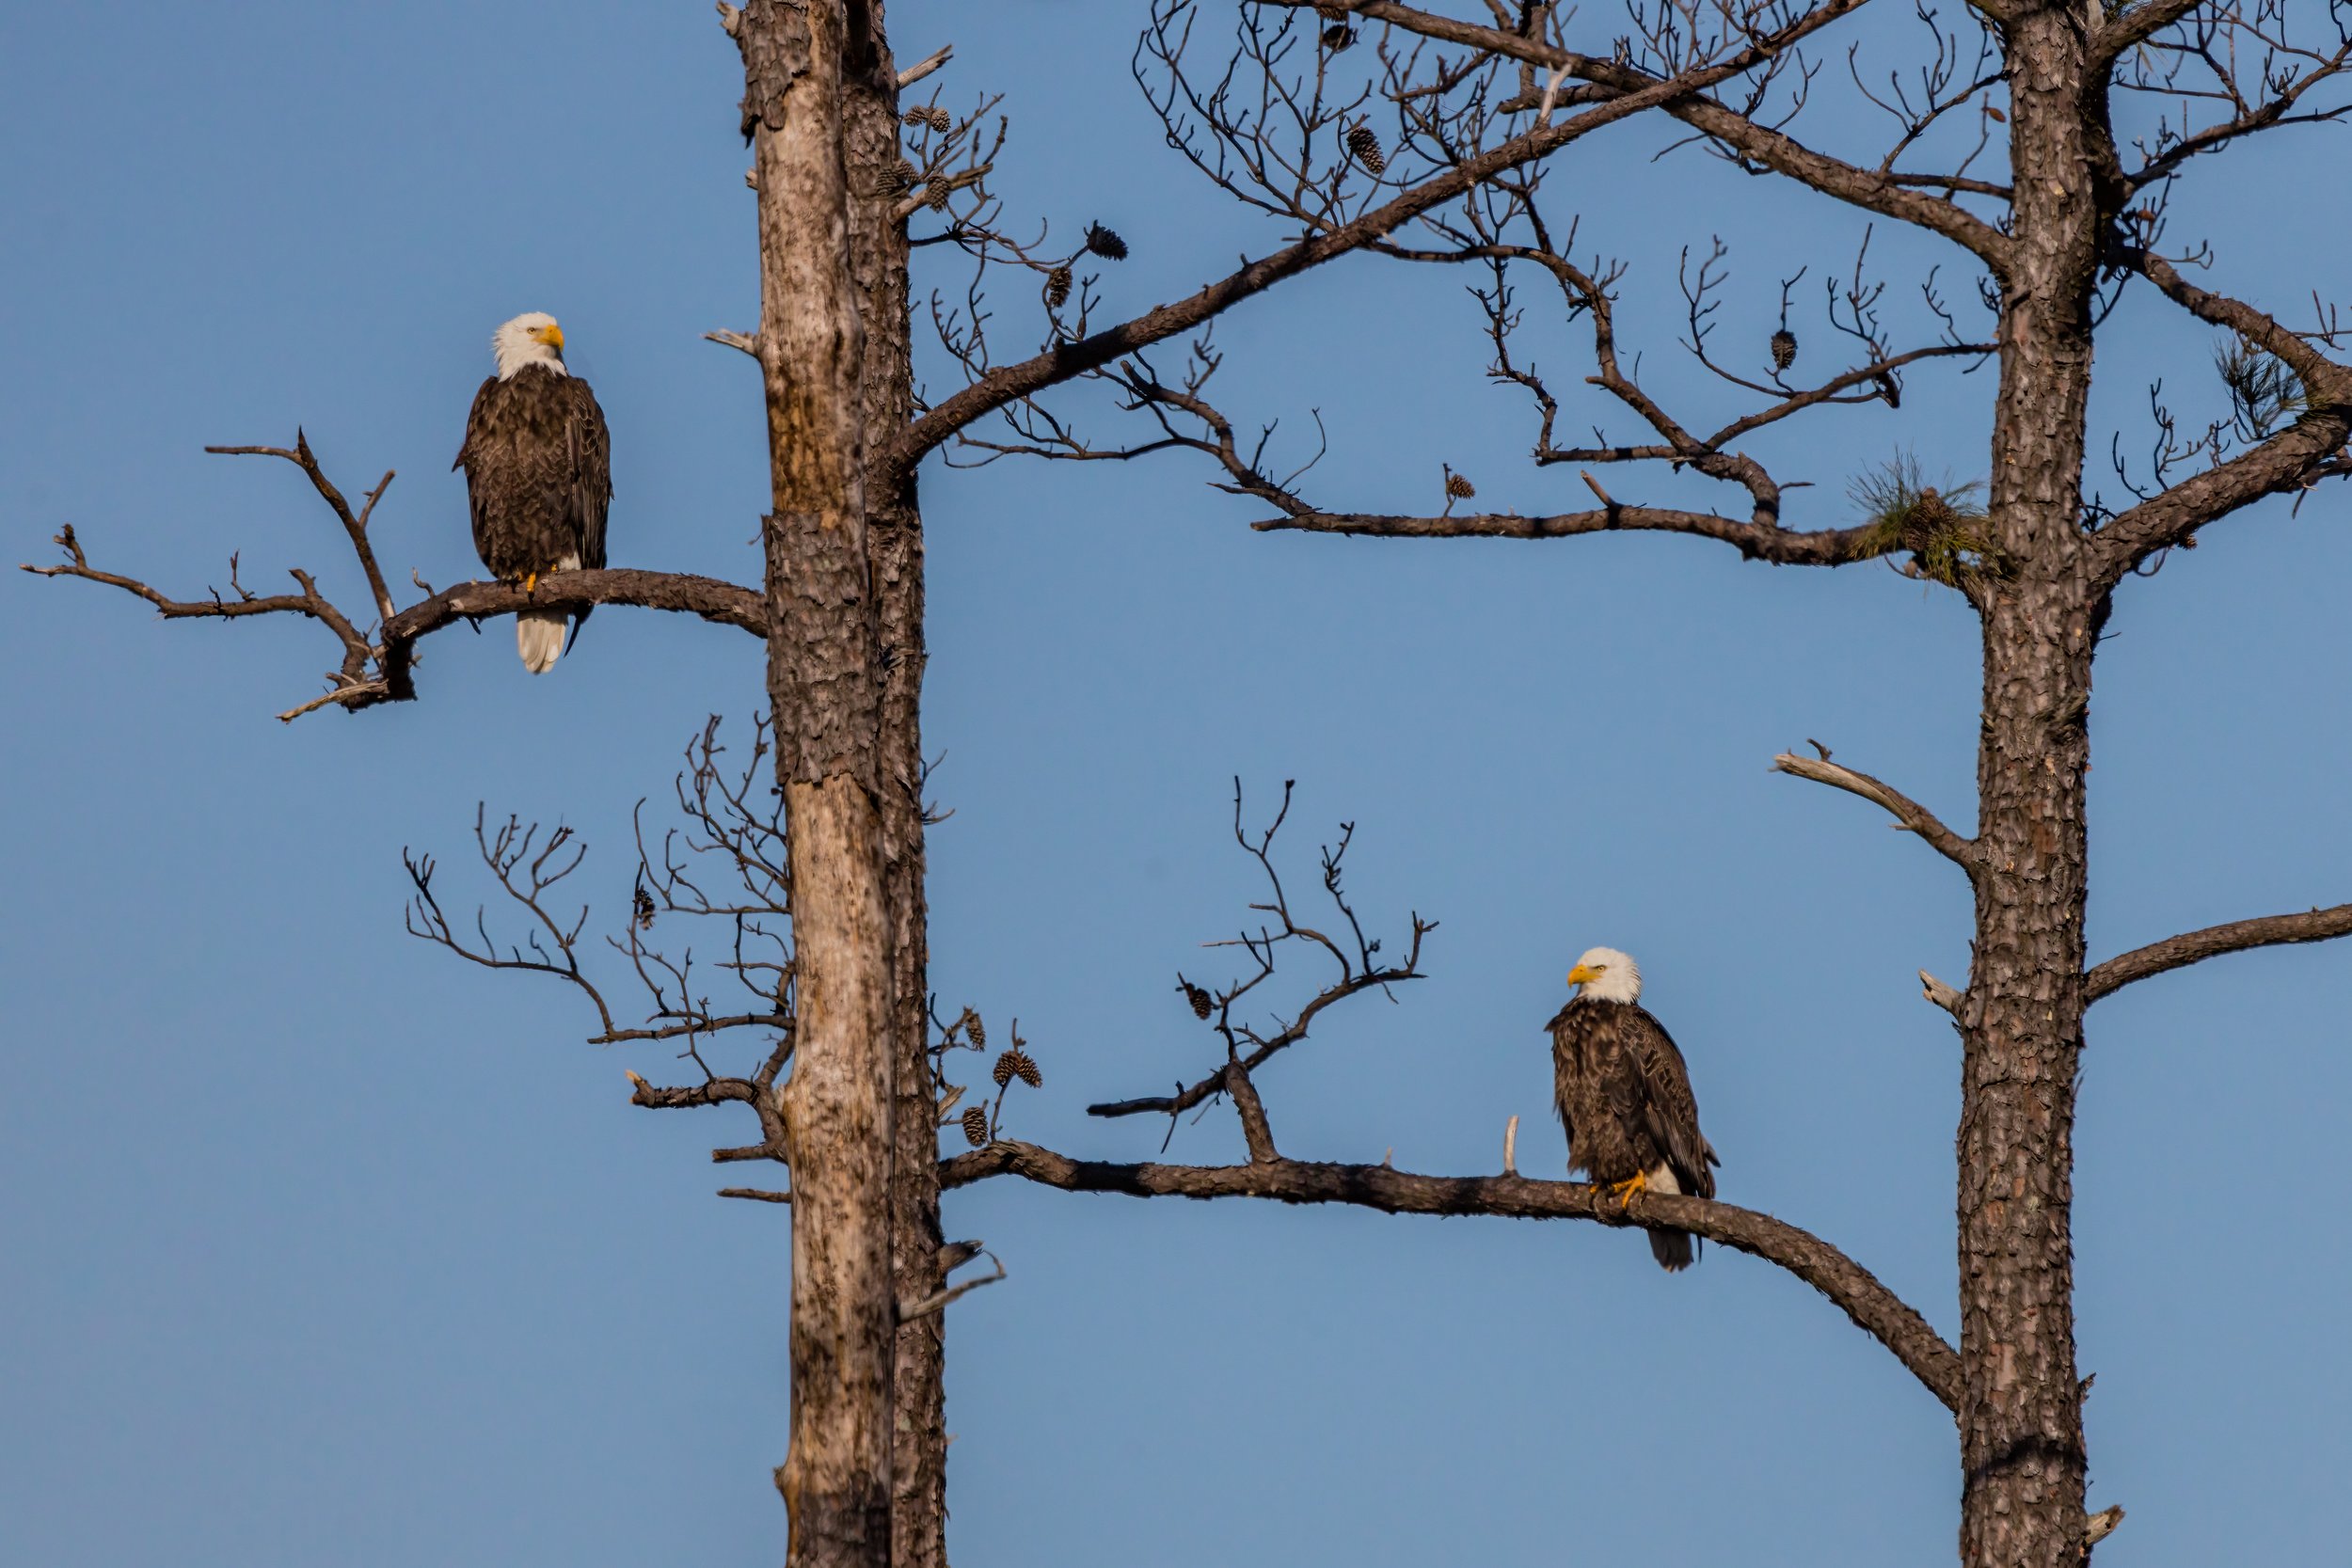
[{"left": 5, "top": 4, "right": 2347, "bottom": 1564}]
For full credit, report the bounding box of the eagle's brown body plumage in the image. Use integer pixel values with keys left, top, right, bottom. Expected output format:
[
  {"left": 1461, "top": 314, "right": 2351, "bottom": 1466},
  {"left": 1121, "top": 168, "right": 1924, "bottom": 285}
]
[
  {"left": 1549, "top": 995, "right": 1719, "bottom": 1270},
  {"left": 453, "top": 360, "right": 611, "bottom": 671}
]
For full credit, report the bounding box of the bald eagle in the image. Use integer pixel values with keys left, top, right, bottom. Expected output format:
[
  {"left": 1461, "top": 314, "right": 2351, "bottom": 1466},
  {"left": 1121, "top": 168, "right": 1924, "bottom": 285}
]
[
  {"left": 453, "top": 312, "right": 612, "bottom": 673},
  {"left": 1549, "top": 946, "right": 1720, "bottom": 1271}
]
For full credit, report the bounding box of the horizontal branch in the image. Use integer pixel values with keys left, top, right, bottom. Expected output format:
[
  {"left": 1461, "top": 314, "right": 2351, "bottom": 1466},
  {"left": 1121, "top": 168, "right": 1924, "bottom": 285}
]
[
  {"left": 626, "top": 1069, "right": 763, "bottom": 1112},
  {"left": 1253, "top": 502, "right": 1896, "bottom": 563},
  {"left": 944, "top": 1140, "right": 1961, "bottom": 1413},
  {"left": 1772, "top": 752, "right": 1979, "bottom": 872},
  {"left": 2086, "top": 901, "right": 2352, "bottom": 1002},
  {"left": 27, "top": 443, "right": 767, "bottom": 718},
  {"left": 591, "top": 1010, "right": 792, "bottom": 1047},
  {"left": 626, "top": 1068, "right": 787, "bottom": 1167},
  {"left": 377, "top": 570, "right": 766, "bottom": 697}
]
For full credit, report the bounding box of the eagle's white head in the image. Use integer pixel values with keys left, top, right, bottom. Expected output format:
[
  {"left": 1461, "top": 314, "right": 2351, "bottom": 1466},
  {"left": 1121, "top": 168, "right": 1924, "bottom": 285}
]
[
  {"left": 492, "top": 311, "right": 568, "bottom": 381},
  {"left": 1567, "top": 946, "right": 1642, "bottom": 1004}
]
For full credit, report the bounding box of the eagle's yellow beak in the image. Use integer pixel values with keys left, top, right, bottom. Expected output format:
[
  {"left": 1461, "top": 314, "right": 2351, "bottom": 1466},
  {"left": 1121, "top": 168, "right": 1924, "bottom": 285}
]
[
  {"left": 1566, "top": 962, "right": 1600, "bottom": 987},
  {"left": 535, "top": 321, "right": 565, "bottom": 352}
]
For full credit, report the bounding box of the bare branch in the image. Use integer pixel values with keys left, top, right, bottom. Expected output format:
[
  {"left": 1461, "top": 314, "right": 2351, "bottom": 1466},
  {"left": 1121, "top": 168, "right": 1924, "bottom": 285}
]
[
  {"left": 1253, "top": 502, "right": 1899, "bottom": 562},
  {"left": 2086, "top": 902, "right": 2352, "bottom": 1003},
  {"left": 2094, "top": 0, "right": 2203, "bottom": 65},
  {"left": 628, "top": 1069, "right": 765, "bottom": 1112},
  {"left": 1225, "top": 1064, "right": 1279, "bottom": 1163},
  {"left": 894, "top": 0, "right": 1891, "bottom": 475},
  {"left": 1919, "top": 970, "right": 1963, "bottom": 1014},
  {"left": 1772, "top": 751, "right": 1979, "bottom": 872},
  {"left": 24, "top": 436, "right": 767, "bottom": 718},
  {"left": 379, "top": 571, "right": 767, "bottom": 687},
  {"left": 943, "top": 1140, "right": 1963, "bottom": 1414},
  {"left": 897, "top": 42, "right": 953, "bottom": 89},
  {"left": 206, "top": 433, "right": 399, "bottom": 625},
  {"left": 721, "top": 1186, "right": 794, "bottom": 1203},
  {"left": 896, "top": 1249, "right": 1006, "bottom": 1323},
  {"left": 1089, "top": 781, "right": 1431, "bottom": 1128},
  {"left": 2090, "top": 249, "right": 2352, "bottom": 584},
  {"left": 1282, "top": 1, "right": 2012, "bottom": 263}
]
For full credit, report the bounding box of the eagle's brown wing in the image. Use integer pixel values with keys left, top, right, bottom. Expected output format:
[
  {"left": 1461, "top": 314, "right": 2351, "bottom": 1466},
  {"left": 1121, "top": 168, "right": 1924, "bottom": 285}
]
[
  {"left": 556, "top": 374, "right": 612, "bottom": 574},
  {"left": 1621, "top": 1004, "right": 1718, "bottom": 1199}
]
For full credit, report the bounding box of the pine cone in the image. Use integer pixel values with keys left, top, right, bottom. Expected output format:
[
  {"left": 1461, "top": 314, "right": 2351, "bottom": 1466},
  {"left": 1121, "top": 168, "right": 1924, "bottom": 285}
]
[
  {"left": 1322, "top": 22, "right": 1356, "bottom": 51},
  {"left": 873, "top": 159, "right": 916, "bottom": 196},
  {"left": 1045, "top": 265, "right": 1073, "bottom": 309},
  {"left": 1002, "top": 1049, "right": 1042, "bottom": 1089},
  {"left": 1181, "top": 979, "right": 1215, "bottom": 1020},
  {"left": 1445, "top": 470, "right": 1477, "bottom": 499},
  {"left": 1346, "top": 123, "right": 1387, "bottom": 175},
  {"left": 903, "top": 104, "right": 952, "bottom": 133},
  {"left": 993, "top": 1051, "right": 1017, "bottom": 1087},
  {"left": 926, "top": 181, "right": 951, "bottom": 212},
  {"left": 1771, "top": 328, "right": 1798, "bottom": 373},
  {"left": 960, "top": 1007, "right": 985, "bottom": 1049},
  {"left": 1084, "top": 222, "right": 1128, "bottom": 261},
  {"left": 961, "top": 1107, "right": 991, "bottom": 1148}
]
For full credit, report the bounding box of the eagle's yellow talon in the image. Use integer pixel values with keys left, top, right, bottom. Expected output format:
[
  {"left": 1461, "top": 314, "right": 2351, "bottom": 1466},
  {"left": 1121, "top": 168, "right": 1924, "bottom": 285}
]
[
  {"left": 1609, "top": 1171, "right": 1650, "bottom": 1208},
  {"left": 522, "top": 571, "right": 538, "bottom": 594}
]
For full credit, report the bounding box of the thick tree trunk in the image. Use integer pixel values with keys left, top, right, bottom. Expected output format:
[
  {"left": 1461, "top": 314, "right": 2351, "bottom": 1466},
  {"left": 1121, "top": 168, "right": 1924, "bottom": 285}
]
[
  {"left": 739, "top": 4, "right": 898, "bottom": 1565},
  {"left": 1960, "top": 9, "right": 2106, "bottom": 1561},
  {"left": 1960, "top": 590, "right": 2095, "bottom": 1568},
  {"left": 834, "top": 6, "right": 954, "bottom": 1562}
]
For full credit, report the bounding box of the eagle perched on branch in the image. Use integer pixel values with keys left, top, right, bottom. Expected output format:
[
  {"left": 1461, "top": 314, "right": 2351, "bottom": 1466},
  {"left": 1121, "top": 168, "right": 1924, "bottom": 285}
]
[
  {"left": 1549, "top": 946, "right": 1720, "bottom": 1271},
  {"left": 454, "top": 311, "right": 612, "bottom": 673}
]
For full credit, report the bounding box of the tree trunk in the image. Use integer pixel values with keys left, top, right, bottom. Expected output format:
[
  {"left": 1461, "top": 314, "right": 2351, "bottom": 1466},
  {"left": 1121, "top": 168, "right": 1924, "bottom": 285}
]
[
  {"left": 739, "top": 4, "right": 898, "bottom": 1565},
  {"left": 834, "top": 6, "right": 953, "bottom": 1563},
  {"left": 1960, "top": 590, "right": 2096, "bottom": 1568},
  {"left": 1960, "top": 9, "right": 2106, "bottom": 1560}
]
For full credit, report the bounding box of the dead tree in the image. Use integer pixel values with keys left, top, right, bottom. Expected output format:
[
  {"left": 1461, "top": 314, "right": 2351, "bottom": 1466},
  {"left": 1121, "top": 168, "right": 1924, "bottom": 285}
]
[{"left": 31, "top": 3, "right": 2352, "bottom": 1566}]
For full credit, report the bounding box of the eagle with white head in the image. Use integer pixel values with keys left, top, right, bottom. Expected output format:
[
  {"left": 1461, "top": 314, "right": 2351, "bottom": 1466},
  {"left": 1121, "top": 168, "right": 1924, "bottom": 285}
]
[
  {"left": 1548, "top": 946, "right": 1720, "bottom": 1271},
  {"left": 453, "top": 312, "right": 612, "bottom": 673}
]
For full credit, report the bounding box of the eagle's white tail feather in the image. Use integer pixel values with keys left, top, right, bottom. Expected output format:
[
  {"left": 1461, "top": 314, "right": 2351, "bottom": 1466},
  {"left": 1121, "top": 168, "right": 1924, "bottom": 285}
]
[{"left": 516, "top": 610, "right": 567, "bottom": 673}]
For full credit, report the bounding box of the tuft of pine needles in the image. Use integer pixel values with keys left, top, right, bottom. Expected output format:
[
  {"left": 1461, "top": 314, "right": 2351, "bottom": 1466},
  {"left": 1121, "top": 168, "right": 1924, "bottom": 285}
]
[
  {"left": 1850, "top": 454, "right": 2009, "bottom": 588},
  {"left": 2216, "top": 333, "right": 2306, "bottom": 441}
]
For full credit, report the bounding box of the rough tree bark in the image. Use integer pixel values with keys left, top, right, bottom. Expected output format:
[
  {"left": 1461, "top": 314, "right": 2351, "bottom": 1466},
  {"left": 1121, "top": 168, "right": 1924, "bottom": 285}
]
[
  {"left": 834, "top": 6, "right": 952, "bottom": 1562},
  {"left": 1955, "top": 10, "right": 2103, "bottom": 1560},
  {"left": 738, "top": 3, "right": 898, "bottom": 1564}
]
